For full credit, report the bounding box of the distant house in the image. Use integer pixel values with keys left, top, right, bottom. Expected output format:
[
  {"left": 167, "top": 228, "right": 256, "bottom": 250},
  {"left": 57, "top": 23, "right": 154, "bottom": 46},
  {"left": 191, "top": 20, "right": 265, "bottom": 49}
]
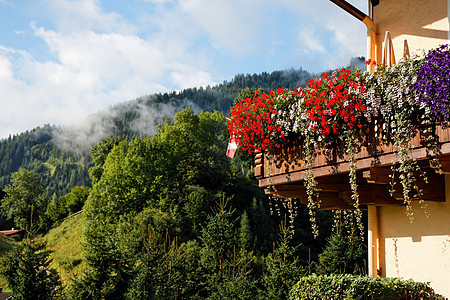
[
  {"left": 254, "top": 0, "right": 450, "bottom": 297},
  {"left": 0, "top": 228, "right": 23, "bottom": 240}
]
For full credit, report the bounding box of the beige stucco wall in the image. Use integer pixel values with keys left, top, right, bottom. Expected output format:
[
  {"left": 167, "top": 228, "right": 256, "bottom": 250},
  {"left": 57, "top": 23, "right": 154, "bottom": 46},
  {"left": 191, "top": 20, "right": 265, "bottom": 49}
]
[
  {"left": 366, "top": 0, "right": 450, "bottom": 296},
  {"left": 377, "top": 175, "right": 450, "bottom": 297},
  {"left": 372, "top": 0, "right": 449, "bottom": 61}
]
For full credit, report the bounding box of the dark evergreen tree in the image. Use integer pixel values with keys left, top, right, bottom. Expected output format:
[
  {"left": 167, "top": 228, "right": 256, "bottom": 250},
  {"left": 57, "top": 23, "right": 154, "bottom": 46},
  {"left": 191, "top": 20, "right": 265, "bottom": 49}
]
[
  {"left": 317, "top": 210, "right": 367, "bottom": 275},
  {"left": 0, "top": 238, "right": 63, "bottom": 300},
  {"left": 201, "top": 199, "right": 236, "bottom": 271},
  {"left": 239, "top": 211, "right": 253, "bottom": 252},
  {"left": 261, "top": 221, "right": 306, "bottom": 300},
  {"left": 201, "top": 200, "right": 258, "bottom": 299}
]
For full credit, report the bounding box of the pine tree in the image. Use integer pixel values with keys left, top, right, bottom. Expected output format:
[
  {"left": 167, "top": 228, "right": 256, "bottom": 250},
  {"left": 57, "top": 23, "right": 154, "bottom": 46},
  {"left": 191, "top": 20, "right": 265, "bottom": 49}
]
[
  {"left": 261, "top": 221, "right": 305, "bottom": 300},
  {"left": 0, "top": 238, "right": 63, "bottom": 300},
  {"left": 239, "top": 211, "right": 253, "bottom": 251},
  {"left": 317, "top": 210, "right": 367, "bottom": 275}
]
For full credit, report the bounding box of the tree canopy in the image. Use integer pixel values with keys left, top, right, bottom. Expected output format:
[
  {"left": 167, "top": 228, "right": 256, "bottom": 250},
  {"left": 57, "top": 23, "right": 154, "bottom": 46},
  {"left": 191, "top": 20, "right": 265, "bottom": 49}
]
[{"left": 1, "top": 168, "right": 48, "bottom": 232}]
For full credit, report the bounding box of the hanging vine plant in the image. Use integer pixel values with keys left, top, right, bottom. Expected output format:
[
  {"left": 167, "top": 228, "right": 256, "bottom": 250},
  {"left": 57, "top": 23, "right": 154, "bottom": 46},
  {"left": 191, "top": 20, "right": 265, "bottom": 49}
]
[{"left": 365, "top": 55, "right": 438, "bottom": 220}]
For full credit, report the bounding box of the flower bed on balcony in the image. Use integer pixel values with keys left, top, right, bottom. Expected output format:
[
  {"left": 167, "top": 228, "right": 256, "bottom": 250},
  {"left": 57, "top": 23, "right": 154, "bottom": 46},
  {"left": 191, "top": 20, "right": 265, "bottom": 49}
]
[{"left": 227, "top": 45, "right": 450, "bottom": 236}]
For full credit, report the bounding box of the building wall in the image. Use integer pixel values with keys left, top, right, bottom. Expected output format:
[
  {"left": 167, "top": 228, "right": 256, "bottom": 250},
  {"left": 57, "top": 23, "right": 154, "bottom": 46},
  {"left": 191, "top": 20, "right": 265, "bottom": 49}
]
[
  {"left": 377, "top": 175, "right": 450, "bottom": 297},
  {"left": 368, "top": 2, "right": 450, "bottom": 296},
  {"left": 372, "top": 0, "right": 449, "bottom": 62}
]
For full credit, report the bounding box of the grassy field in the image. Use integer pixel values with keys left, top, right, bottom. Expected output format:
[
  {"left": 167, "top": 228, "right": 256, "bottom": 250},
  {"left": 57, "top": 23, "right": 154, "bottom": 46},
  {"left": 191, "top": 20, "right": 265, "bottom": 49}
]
[{"left": 44, "top": 212, "right": 87, "bottom": 284}]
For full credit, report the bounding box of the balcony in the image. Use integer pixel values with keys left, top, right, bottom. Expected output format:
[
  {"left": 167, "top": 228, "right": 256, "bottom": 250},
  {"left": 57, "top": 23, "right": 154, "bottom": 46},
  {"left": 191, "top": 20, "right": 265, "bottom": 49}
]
[
  {"left": 226, "top": 45, "right": 450, "bottom": 211},
  {"left": 254, "top": 125, "right": 450, "bottom": 210}
]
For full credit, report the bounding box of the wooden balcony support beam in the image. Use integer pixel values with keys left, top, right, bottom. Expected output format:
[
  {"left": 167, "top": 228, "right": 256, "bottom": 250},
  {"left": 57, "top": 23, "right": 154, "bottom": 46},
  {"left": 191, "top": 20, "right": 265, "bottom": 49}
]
[
  {"left": 265, "top": 178, "right": 404, "bottom": 209},
  {"left": 258, "top": 142, "right": 450, "bottom": 188},
  {"left": 254, "top": 152, "right": 263, "bottom": 178},
  {"left": 256, "top": 127, "right": 450, "bottom": 208},
  {"left": 363, "top": 167, "right": 392, "bottom": 184}
]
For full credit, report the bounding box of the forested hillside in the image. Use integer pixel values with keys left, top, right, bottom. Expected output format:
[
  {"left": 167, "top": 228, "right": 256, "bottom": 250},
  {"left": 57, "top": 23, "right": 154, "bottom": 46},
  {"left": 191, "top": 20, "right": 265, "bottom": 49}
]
[{"left": 0, "top": 68, "right": 313, "bottom": 197}]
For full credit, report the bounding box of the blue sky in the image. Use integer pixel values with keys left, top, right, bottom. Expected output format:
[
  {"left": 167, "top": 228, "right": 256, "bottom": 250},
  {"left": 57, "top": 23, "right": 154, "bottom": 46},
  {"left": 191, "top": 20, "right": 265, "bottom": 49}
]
[{"left": 0, "top": 0, "right": 367, "bottom": 139}]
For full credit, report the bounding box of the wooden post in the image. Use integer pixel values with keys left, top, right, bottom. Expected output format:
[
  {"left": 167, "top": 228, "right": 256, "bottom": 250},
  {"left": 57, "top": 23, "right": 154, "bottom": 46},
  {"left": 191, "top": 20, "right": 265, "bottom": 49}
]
[{"left": 368, "top": 205, "right": 379, "bottom": 276}]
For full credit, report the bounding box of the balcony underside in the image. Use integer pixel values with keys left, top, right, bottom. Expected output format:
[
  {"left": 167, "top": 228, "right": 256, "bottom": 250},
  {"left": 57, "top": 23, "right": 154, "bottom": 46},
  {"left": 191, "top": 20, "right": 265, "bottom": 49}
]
[{"left": 255, "top": 127, "right": 450, "bottom": 210}]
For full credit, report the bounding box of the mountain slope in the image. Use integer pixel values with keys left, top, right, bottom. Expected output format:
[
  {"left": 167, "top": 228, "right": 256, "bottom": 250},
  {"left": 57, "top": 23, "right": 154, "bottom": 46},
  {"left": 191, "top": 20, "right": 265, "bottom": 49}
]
[{"left": 0, "top": 68, "right": 313, "bottom": 196}]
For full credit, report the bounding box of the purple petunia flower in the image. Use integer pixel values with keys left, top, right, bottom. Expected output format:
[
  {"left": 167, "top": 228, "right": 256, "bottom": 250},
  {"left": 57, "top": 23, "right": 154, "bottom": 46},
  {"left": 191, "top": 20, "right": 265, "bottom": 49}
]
[{"left": 414, "top": 44, "right": 450, "bottom": 121}]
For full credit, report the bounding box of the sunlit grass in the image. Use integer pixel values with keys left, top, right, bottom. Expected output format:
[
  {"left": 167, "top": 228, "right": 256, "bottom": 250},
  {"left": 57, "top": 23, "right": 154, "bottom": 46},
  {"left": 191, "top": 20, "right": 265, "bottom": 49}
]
[{"left": 43, "top": 213, "right": 87, "bottom": 284}]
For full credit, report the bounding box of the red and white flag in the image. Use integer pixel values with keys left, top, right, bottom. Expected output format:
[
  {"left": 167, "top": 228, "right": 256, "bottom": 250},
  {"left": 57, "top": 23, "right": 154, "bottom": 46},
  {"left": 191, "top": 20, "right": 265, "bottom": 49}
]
[{"left": 226, "top": 136, "right": 237, "bottom": 158}]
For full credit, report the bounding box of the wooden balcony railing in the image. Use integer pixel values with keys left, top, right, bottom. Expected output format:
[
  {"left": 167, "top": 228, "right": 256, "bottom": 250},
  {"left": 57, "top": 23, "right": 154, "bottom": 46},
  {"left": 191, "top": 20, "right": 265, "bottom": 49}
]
[{"left": 254, "top": 126, "right": 450, "bottom": 209}]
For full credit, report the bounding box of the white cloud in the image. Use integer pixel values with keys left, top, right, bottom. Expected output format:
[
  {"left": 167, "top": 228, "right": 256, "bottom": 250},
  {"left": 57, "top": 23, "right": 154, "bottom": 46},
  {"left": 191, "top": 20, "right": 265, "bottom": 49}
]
[
  {"left": 0, "top": 0, "right": 220, "bottom": 139},
  {"left": 279, "top": 0, "right": 366, "bottom": 71},
  {"left": 0, "top": 0, "right": 369, "bottom": 139},
  {"left": 0, "top": 48, "right": 14, "bottom": 80},
  {"left": 178, "top": 0, "right": 263, "bottom": 54},
  {"left": 298, "top": 26, "right": 326, "bottom": 54},
  {"left": 42, "top": 0, "right": 136, "bottom": 34},
  {"left": 34, "top": 27, "right": 167, "bottom": 91},
  {"left": 142, "top": 0, "right": 174, "bottom": 4}
]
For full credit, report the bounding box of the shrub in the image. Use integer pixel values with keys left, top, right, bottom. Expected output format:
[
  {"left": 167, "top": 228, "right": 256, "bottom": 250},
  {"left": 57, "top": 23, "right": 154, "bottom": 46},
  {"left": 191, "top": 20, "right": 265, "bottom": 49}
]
[{"left": 290, "top": 274, "right": 445, "bottom": 300}]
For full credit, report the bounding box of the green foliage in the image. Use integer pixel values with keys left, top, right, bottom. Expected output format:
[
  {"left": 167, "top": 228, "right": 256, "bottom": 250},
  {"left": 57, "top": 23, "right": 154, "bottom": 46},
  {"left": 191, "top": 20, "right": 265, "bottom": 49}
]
[
  {"left": 75, "top": 109, "right": 241, "bottom": 298},
  {"left": 0, "top": 189, "right": 15, "bottom": 230},
  {"left": 290, "top": 274, "right": 445, "bottom": 300},
  {"left": 123, "top": 220, "right": 185, "bottom": 299},
  {"left": 247, "top": 198, "right": 277, "bottom": 255},
  {"left": 65, "top": 109, "right": 335, "bottom": 299},
  {"left": 206, "top": 261, "right": 258, "bottom": 300},
  {"left": 0, "top": 238, "right": 63, "bottom": 300},
  {"left": 88, "top": 136, "right": 123, "bottom": 185},
  {"left": 239, "top": 211, "right": 253, "bottom": 251},
  {"left": 261, "top": 221, "right": 306, "bottom": 300},
  {"left": 46, "top": 185, "right": 90, "bottom": 226},
  {"left": 183, "top": 185, "right": 213, "bottom": 230},
  {"left": 46, "top": 194, "right": 67, "bottom": 224},
  {"left": 1, "top": 168, "right": 49, "bottom": 232},
  {"left": 200, "top": 201, "right": 259, "bottom": 299},
  {"left": 201, "top": 199, "right": 237, "bottom": 269},
  {"left": 64, "top": 186, "right": 90, "bottom": 214},
  {"left": 317, "top": 210, "right": 366, "bottom": 275},
  {"left": 0, "top": 234, "right": 16, "bottom": 254},
  {"left": 80, "top": 217, "right": 133, "bottom": 300}
]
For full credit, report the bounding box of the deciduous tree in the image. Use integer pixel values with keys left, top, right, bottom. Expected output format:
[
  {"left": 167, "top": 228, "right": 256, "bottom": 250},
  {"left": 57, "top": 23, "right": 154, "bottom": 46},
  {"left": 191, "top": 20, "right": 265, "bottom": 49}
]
[{"left": 1, "top": 168, "right": 48, "bottom": 232}]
